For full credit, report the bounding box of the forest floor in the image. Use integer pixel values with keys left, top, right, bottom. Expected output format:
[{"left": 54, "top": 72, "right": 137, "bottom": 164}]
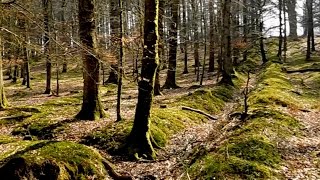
[{"left": 1, "top": 38, "right": 320, "bottom": 179}]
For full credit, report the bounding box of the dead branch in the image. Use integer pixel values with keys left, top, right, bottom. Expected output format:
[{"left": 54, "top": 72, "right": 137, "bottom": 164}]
[{"left": 181, "top": 106, "right": 217, "bottom": 120}]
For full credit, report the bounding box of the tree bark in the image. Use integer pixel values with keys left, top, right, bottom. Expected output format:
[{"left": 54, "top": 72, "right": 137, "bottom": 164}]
[
  {"left": 277, "top": 0, "right": 283, "bottom": 60},
  {"left": 0, "top": 36, "right": 8, "bottom": 109},
  {"left": 163, "top": 0, "right": 179, "bottom": 89},
  {"left": 182, "top": 0, "right": 189, "bottom": 74},
  {"left": 154, "top": 0, "right": 164, "bottom": 96},
  {"left": 191, "top": 0, "right": 200, "bottom": 70},
  {"left": 220, "top": 0, "right": 233, "bottom": 85},
  {"left": 287, "top": 0, "right": 298, "bottom": 39},
  {"left": 76, "top": 0, "right": 106, "bottom": 120},
  {"left": 128, "top": 0, "right": 159, "bottom": 159},
  {"left": 208, "top": 0, "right": 215, "bottom": 72},
  {"left": 106, "top": 0, "right": 121, "bottom": 84},
  {"left": 43, "top": 0, "right": 52, "bottom": 94}
]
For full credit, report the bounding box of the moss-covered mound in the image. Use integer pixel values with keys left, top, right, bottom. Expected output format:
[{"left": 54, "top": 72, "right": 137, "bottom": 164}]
[
  {"left": 188, "top": 62, "right": 302, "bottom": 179},
  {"left": 0, "top": 140, "right": 116, "bottom": 180}
]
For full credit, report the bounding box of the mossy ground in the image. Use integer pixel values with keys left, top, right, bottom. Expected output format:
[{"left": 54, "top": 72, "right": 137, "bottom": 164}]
[
  {"left": 188, "top": 61, "right": 303, "bottom": 179},
  {"left": 0, "top": 140, "right": 109, "bottom": 179}
]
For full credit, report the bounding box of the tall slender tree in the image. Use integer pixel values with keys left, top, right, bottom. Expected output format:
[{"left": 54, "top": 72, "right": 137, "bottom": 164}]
[
  {"left": 128, "top": 0, "right": 159, "bottom": 159},
  {"left": 208, "top": 0, "right": 215, "bottom": 73},
  {"left": 220, "top": 0, "right": 233, "bottom": 85},
  {"left": 43, "top": 0, "right": 52, "bottom": 94},
  {"left": 0, "top": 35, "right": 8, "bottom": 109},
  {"left": 163, "top": 0, "right": 179, "bottom": 89},
  {"left": 76, "top": 0, "right": 106, "bottom": 120}
]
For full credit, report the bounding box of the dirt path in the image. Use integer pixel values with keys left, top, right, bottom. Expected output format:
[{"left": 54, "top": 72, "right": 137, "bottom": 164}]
[{"left": 279, "top": 56, "right": 320, "bottom": 179}]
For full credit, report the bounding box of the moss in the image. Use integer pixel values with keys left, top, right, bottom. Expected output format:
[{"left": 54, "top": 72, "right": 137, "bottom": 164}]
[
  {"left": 249, "top": 63, "right": 299, "bottom": 108},
  {"left": 225, "top": 136, "right": 281, "bottom": 167},
  {"left": 188, "top": 62, "right": 301, "bottom": 179},
  {"left": 176, "top": 85, "right": 235, "bottom": 114},
  {"left": 0, "top": 135, "right": 19, "bottom": 145},
  {"left": 189, "top": 154, "right": 273, "bottom": 179},
  {"left": 0, "top": 141, "right": 109, "bottom": 179},
  {"left": 83, "top": 107, "right": 206, "bottom": 154}
]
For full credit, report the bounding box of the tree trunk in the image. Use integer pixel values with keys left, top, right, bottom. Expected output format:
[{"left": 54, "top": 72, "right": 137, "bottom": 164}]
[
  {"left": 76, "top": 0, "right": 106, "bottom": 120},
  {"left": 287, "top": 0, "right": 298, "bottom": 39},
  {"left": 0, "top": 36, "right": 8, "bottom": 109},
  {"left": 128, "top": 0, "right": 159, "bottom": 159},
  {"left": 116, "top": 0, "right": 124, "bottom": 121},
  {"left": 277, "top": 0, "right": 283, "bottom": 60},
  {"left": 242, "top": 0, "right": 248, "bottom": 62},
  {"left": 220, "top": 0, "right": 233, "bottom": 85},
  {"left": 163, "top": 0, "right": 179, "bottom": 89},
  {"left": 182, "top": 0, "right": 189, "bottom": 74},
  {"left": 306, "top": 0, "right": 312, "bottom": 60},
  {"left": 154, "top": 0, "right": 165, "bottom": 96},
  {"left": 191, "top": 0, "right": 200, "bottom": 71},
  {"left": 43, "top": 0, "right": 52, "bottom": 94},
  {"left": 208, "top": 0, "right": 215, "bottom": 72},
  {"left": 106, "top": 0, "right": 121, "bottom": 85}
]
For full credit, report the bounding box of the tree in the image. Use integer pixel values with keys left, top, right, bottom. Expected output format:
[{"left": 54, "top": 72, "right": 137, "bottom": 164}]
[
  {"left": 208, "top": 0, "right": 215, "bottom": 73},
  {"left": 182, "top": 0, "right": 189, "bottom": 74},
  {"left": 128, "top": 0, "right": 159, "bottom": 159},
  {"left": 220, "top": 0, "right": 233, "bottom": 85},
  {"left": 286, "top": 0, "right": 298, "bottom": 39},
  {"left": 191, "top": 0, "right": 200, "bottom": 71},
  {"left": 105, "top": 0, "right": 120, "bottom": 84},
  {"left": 116, "top": 0, "right": 124, "bottom": 122},
  {"left": 76, "top": 0, "right": 106, "bottom": 120},
  {"left": 163, "top": 0, "right": 179, "bottom": 89},
  {"left": 0, "top": 35, "right": 8, "bottom": 109},
  {"left": 277, "top": 0, "right": 283, "bottom": 60},
  {"left": 43, "top": 0, "right": 52, "bottom": 94},
  {"left": 306, "top": 0, "right": 313, "bottom": 60}
]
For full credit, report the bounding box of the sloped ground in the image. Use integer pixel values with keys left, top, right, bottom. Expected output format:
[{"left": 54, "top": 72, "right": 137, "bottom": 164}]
[{"left": 1, "top": 40, "right": 320, "bottom": 179}]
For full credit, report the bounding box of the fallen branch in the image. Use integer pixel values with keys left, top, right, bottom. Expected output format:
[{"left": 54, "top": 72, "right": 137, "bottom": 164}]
[
  {"left": 0, "top": 115, "right": 32, "bottom": 121},
  {"left": 286, "top": 68, "right": 320, "bottom": 73},
  {"left": 181, "top": 106, "right": 217, "bottom": 120}
]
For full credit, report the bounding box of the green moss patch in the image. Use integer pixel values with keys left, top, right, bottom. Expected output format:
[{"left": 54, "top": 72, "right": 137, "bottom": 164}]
[
  {"left": 176, "top": 85, "right": 236, "bottom": 114},
  {"left": 188, "top": 62, "right": 302, "bottom": 179},
  {"left": 189, "top": 154, "right": 272, "bottom": 179},
  {"left": 0, "top": 141, "right": 110, "bottom": 179}
]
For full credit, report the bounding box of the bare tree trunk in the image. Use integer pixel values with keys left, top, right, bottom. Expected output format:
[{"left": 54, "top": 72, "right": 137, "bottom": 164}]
[
  {"left": 128, "top": 0, "right": 159, "bottom": 159},
  {"left": 287, "top": 0, "right": 298, "bottom": 39},
  {"left": 182, "top": 0, "right": 189, "bottom": 74},
  {"left": 76, "top": 0, "right": 106, "bottom": 120},
  {"left": 220, "top": 0, "right": 233, "bottom": 85},
  {"left": 43, "top": 0, "right": 52, "bottom": 94},
  {"left": 208, "top": 0, "right": 215, "bottom": 73},
  {"left": 163, "top": 0, "right": 179, "bottom": 89},
  {"left": 116, "top": 0, "right": 124, "bottom": 121},
  {"left": 0, "top": 36, "right": 8, "bottom": 109},
  {"left": 277, "top": 0, "right": 283, "bottom": 60},
  {"left": 191, "top": 0, "right": 200, "bottom": 72},
  {"left": 306, "top": 0, "right": 312, "bottom": 60},
  {"left": 154, "top": 0, "right": 164, "bottom": 95}
]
